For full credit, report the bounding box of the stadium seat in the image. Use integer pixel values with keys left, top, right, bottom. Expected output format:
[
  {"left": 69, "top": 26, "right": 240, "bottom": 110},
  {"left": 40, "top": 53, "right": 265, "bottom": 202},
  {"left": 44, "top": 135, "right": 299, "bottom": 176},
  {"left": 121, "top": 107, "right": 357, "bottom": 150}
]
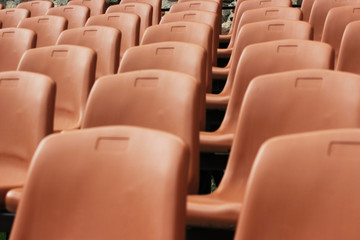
[
  {"left": 0, "top": 28, "right": 36, "bottom": 71},
  {"left": 121, "top": 0, "right": 161, "bottom": 25},
  {"left": 67, "top": 0, "right": 105, "bottom": 16},
  {"left": 82, "top": 70, "right": 200, "bottom": 194},
  {"left": 321, "top": 4, "right": 360, "bottom": 64},
  {"left": 17, "top": 45, "right": 96, "bottom": 132},
  {"left": 119, "top": 42, "right": 207, "bottom": 131},
  {"left": 106, "top": 3, "right": 152, "bottom": 41},
  {"left": 18, "top": 15, "right": 67, "bottom": 47},
  {"left": 0, "top": 71, "right": 55, "bottom": 209},
  {"left": 208, "top": 20, "right": 313, "bottom": 110},
  {"left": 161, "top": 10, "right": 219, "bottom": 66},
  {"left": 9, "top": 126, "right": 189, "bottom": 240},
  {"left": 336, "top": 20, "right": 360, "bottom": 75},
  {"left": 141, "top": 21, "right": 213, "bottom": 93},
  {"left": 57, "top": 26, "right": 120, "bottom": 79},
  {"left": 46, "top": 5, "right": 90, "bottom": 29},
  {"left": 218, "top": 0, "right": 292, "bottom": 58},
  {"left": 16, "top": 0, "right": 53, "bottom": 17},
  {"left": 235, "top": 129, "right": 360, "bottom": 239},
  {"left": 86, "top": 12, "right": 140, "bottom": 60},
  {"left": 190, "top": 69, "right": 360, "bottom": 228},
  {"left": 309, "top": 0, "right": 360, "bottom": 41},
  {"left": 301, "top": 0, "right": 315, "bottom": 21},
  {"left": 0, "top": 8, "right": 29, "bottom": 28}
]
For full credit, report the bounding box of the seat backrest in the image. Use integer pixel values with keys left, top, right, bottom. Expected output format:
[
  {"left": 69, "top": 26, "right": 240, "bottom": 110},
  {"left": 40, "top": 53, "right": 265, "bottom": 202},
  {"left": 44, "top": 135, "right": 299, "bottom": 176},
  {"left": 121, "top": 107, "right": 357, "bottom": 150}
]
[
  {"left": 235, "top": 129, "right": 360, "bottom": 240},
  {"left": 16, "top": 0, "right": 53, "bottom": 17},
  {"left": 218, "top": 69, "right": 360, "bottom": 206},
  {"left": 46, "top": 5, "right": 90, "bottom": 29},
  {"left": 228, "top": 0, "right": 291, "bottom": 49},
  {"left": 309, "top": 0, "right": 360, "bottom": 41},
  {"left": 0, "top": 71, "right": 55, "bottom": 203},
  {"left": 220, "top": 20, "right": 312, "bottom": 97},
  {"left": 67, "top": 0, "right": 105, "bottom": 16},
  {"left": 119, "top": 42, "right": 207, "bottom": 131},
  {"left": 238, "top": 6, "right": 302, "bottom": 29},
  {"left": 106, "top": 3, "right": 152, "bottom": 41},
  {"left": 57, "top": 26, "right": 120, "bottom": 79},
  {"left": 161, "top": 10, "right": 219, "bottom": 66},
  {"left": 18, "top": 15, "right": 67, "bottom": 48},
  {"left": 169, "top": 1, "right": 221, "bottom": 29},
  {"left": 219, "top": 40, "right": 333, "bottom": 138},
  {"left": 301, "top": 0, "right": 315, "bottom": 21},
  {"left": 336, "top": 20, "right": 360, "bottom": 74},
  {"left": 141, "top": 21, "right": 213, "bottom": 93},
  {"left": 86, "top": 12, "right": 140, "bottom": 60},
  {"left": 0, "top": 8, "right": 29, "bottom": 28},
  {"left": 82, "top": 70, "right": 200, "bottom": 194},
  {"left": 9, "top": 126, "right": 188, "bottom": 240},
  {"left": 321, "top": 5, "right": 360, "bottom": 63},
  {"left": 0, "top": 28, "right": 36, "bottom": 71},
  {"left": 17, "top": 45, "right": 96, "bottom": 132},
  {"left": 121, "top": 0, "right": 161, "bottom": 24}
]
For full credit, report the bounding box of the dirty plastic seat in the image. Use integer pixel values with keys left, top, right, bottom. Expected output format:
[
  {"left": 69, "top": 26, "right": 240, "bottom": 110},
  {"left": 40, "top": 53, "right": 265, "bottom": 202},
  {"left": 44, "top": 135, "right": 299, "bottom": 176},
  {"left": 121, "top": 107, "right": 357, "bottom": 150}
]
[
  {"left": 121, "top": 0, "right": 161, "bottom": 25},
  {"left": 189, "top": 69, "right": 360, "bottom": 229},
  {"left": 141, "top": 21, "right": 213, "bottom": 93},
  {"left": 82, "top": 70, "right": 200, "bottom": 194},
  {"left": 67, "top": 0, "right": 105, "bottom": 16},
  {"left": 57, "top": 26, "right": 120, "bottom": 79},
  {"left": 18, "top": 15, "right": 67, "bottom": 47},
  {"left": 16, "top": 0, "right": 53, "bottom": 17},
  {"left": 86, "top": 12, "right": 140, "bottom": 60},
  {"left": 0, "top": 71, "right": 55, "bottom": 208},
  {"left": 9, "top": 126, "right": 189, "bottom": 240},
  {"left": 321, "top": 4, "right": 360, "bottom": 64},
  {"left": 0, "top": 8, "right": 29, "bottom": 28},
  {"left": 235, "top": 129, "right": 360, "bottom": 240},
  {"left": 207, "top": 20, "right": 313, "bottom": 110},
  {"left": 0, "top": 28, "right": 36, "bottom": 71},
  {"left": 106, "top": 3, "right": 152, "bottom": 41},
  {"left": 17, "top": 45, "right": 96, "bottom": 132},
  {"left": 46, "top": 5, "right": 90, "bottom": 29},
  {"left": 161, "top": 10, "right": 219, "bottom": 67},
  {"left": 119, "top": 42, "right": 207, "bottom": 131},
  {"left": 309, "top": 0, "right": 360, "bottom": 41}
]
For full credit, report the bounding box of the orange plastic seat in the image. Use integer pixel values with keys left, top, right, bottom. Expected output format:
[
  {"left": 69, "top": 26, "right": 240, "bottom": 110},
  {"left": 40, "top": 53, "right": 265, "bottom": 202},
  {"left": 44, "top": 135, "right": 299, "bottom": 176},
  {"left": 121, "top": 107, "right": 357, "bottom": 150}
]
[
  {"left": 18, "top": 15, "right": 67, "bottom": 47},
  {"left": 0, "top": 3, "right": 3, "bottom": 9},
  {"left": 86, "top": 12, "right": 140, "bottom": 60},
  {"left": 0, "top": 71, "right": 55, "bottom": 208},
  {"left": 0, "top": 8, "right": 29, "bottom": 28},
  {"left": 321, "top": 5, "right": 360, "bottom": 64},
  {"left": 301, "top": 0, "right": 315, "bottom": 21},
  {"left": 235, "top": 129, "right": 360, "bottom": 239},
  {"left": 17, "top": 45, "right": 96, "bottom": 132},
  {"left": 0, "top": 28, "right": 36, "bottom": 71},
  {"left": 208, "top": 20, "right": 312, "bottom": 110},
  {"left": 57, "top": 26, "right": 120, "bottom": 79},
  {"left": 67, "top": 0, "right": 105, "bottom": 16},
  {"left": 82, "top": 70, "right": 200, "bottom": 194},
  {"left": 190, "top": 69, "right": 360, "bottom": 229},
  {"left": 9, "top": 126, "right": 188, "bottom": 240},
  {"left": 309, "top": 0, "right": 360, "bottom": 41},
  {"left": 161, "top": 10, "right": 219, "bottom": 66},
  {"left": 121, "top": 0, "right": 161, "bottom": 25},
  {"left": 16, "top": 0, "right": 53, "bottom": 17},
  {"left": 218, "top": 0, "right": 291, "bottom": 58},
  {"left": 169, "top": 1, "right": 221, "bottom": 29},
  {"left": 119, "top": 42, "right": 207, "bottom": 131},
  {"left": 336, "top": 20, "right": 360, "bottom": 74},
  {"left": 141, "top": 21, "right": 213, "bottom": 93},
  {"left": 106, "top": 3, "right": 151, "bottom": 41},
  {"left": 46, "top": 5, "right": 90, "bottom": 29}
]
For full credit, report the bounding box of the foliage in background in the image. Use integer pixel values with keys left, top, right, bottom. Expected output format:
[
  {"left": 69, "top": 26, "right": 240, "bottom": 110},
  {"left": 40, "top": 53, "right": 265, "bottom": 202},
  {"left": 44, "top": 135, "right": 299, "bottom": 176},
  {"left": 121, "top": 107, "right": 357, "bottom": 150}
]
[{"left": 0, "top": 232, "right": 6, "bottom": 240}]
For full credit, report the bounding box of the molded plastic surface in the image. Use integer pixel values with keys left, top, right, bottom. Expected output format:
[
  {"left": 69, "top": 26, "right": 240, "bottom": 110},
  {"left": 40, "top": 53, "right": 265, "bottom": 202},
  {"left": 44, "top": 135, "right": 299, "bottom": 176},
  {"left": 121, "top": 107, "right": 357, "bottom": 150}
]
[
  {"left": 46, "top": 5, "right": 90, "bottom": 29},
  {"left": 0, "top": 8, "right": 29, "bottom": 28},
  {"left": 67, "top": 0, "right": 105, "bottom": 16},
  {"left": 17, "top": 0, "right": 53, "bottom": 17},
  {"left": 121, "top": 0, "right": 161, "bottom": 24}
]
